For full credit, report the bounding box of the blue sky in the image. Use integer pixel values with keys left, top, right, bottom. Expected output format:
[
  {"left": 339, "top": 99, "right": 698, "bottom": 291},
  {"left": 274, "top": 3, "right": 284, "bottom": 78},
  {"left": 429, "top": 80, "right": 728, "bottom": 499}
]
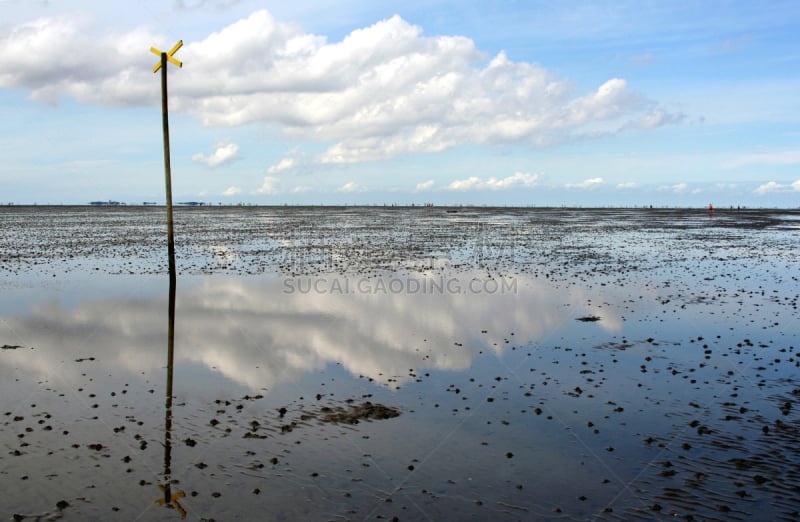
[{"left": 1, "top": 0, "right": 798, "bottom": 206}]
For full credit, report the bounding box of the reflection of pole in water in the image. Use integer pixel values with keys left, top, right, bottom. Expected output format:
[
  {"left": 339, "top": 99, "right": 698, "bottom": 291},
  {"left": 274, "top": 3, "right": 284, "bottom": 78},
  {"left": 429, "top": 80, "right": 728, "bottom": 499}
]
[{"left": 155, "top": 263, "right": 186, "bottom": 516}]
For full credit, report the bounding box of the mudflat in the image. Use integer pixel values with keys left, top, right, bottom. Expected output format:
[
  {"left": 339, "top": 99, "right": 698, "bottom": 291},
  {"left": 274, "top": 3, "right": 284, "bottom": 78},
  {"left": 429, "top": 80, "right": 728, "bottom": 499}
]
[{"left": 1, "top": 206, "right": 798, "bottom": 520}]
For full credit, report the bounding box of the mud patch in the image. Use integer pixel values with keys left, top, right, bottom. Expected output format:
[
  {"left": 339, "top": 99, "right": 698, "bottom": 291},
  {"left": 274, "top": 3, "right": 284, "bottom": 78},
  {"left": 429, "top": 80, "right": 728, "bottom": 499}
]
[{"left": 318, "top": 401, "right": 401, "bottom": 424}]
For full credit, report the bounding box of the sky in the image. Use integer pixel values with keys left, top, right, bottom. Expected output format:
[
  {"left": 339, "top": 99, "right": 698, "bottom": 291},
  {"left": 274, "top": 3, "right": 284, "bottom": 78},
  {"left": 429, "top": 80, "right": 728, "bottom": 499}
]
[{"left": 0, "top": 0, "right": 798, "bottom": 207}]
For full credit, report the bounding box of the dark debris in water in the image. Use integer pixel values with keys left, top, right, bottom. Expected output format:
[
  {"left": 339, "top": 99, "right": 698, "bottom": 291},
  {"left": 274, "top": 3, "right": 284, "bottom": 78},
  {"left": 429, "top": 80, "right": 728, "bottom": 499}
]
[{"left": 318, "top": 401, "right": 401, "bottom": 424}]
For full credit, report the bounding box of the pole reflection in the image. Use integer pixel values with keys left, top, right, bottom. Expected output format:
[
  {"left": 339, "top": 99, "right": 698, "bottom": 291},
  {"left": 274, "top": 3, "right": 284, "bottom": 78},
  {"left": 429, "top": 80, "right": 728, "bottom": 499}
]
[{"left": 155, "top": 242, "right": 186, "bottom": 517}]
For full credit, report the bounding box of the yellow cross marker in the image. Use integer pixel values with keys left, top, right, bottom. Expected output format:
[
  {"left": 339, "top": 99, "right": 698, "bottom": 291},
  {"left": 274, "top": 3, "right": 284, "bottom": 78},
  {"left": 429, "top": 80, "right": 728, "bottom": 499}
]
[
  {"left": 151, "top": 40, "right": 183, "bottom": 73},
  {"left": 151, "top": 38, "right": 182, "bottom": 280}
]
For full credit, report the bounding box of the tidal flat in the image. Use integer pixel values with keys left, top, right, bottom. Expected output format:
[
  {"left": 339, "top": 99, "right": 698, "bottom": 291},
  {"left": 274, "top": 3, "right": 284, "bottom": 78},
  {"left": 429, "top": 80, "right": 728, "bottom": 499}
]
[{"left": 1, "top": 206, "right": 798, "bottom": 521}]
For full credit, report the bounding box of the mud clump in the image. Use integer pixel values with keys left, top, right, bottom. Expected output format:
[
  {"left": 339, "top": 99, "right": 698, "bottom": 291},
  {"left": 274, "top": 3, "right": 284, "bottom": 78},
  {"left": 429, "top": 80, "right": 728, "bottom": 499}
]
[{"left": 319, "top": 401, "right": 400, "bottom": 424}]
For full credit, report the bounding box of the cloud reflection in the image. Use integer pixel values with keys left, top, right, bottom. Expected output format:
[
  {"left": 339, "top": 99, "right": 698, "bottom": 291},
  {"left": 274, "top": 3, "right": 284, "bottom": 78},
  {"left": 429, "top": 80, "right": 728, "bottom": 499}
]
[{"left": 0, "top": 273, "right": 616, "bottom": 392}]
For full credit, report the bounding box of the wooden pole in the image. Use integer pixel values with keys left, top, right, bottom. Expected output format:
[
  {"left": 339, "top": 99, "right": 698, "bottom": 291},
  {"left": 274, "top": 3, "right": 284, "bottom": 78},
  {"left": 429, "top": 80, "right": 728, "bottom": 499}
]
[{"left": 161, "top": 52, "right": 176, "bottom": 276}]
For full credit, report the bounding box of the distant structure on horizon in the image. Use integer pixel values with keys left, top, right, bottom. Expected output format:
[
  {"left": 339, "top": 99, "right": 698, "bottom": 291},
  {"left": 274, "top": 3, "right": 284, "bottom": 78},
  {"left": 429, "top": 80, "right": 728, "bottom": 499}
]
[{"left": 89, "top": 200, "right": 124, "bottom": 206}]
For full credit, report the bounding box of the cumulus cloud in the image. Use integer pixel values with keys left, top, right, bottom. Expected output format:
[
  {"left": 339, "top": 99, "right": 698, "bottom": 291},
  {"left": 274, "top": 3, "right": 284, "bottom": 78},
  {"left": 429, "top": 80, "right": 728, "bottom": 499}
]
[
  {"left": 755, "top": 181, "right": 782, "bottom": 194},
  {"left": 337, "top": 181, "right": 361, "bottom": 193},
  {"left": 192, "top": 142, "right": 239, "bottom": 167},
  {"left": 256, "top": 176, "right": 280, "bottom": 194},
  {"left": 566, "top": 177, "right": 604, "bottom": 189},
  {"left": 754, "top": 180, "right": 800, "bottom": 195},
  {"left": 633, "top": 109, "right": 686, "bottom": 130},
  {"left": 657, "top": 182, "right": 689, "bottom": 193},
  {"left": 0, "top": 10, "right": 683, "bottom": 164},
  {"left": 267, "top": 157, "right": 296, "bottom": 174},
  {"left": 616, "top": 181, "right": 638, "bottom": 189},
  {"left": 221, "top": 185, "right": 241, "bottom": 196},
  {"left": 415, "top": 180, "right": 435, "bottom": 191},
  {"left": 447, "top": 172, "right": 540, "bottom": 191},
  {"left": 0, "top": 15, "right": 159, "bottom": 105}
]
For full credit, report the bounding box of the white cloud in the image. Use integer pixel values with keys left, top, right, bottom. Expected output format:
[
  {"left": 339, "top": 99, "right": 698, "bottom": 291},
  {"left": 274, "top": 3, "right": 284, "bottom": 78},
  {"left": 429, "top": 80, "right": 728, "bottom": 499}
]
[
  {"left": 566, "top": 177, "right": 604, "bottom": 189},
  {"left": 0, "top": 10, "right": 682, "bottom": 165},
  {"left": 337, "top": 181, "right": 361, "bottom": 193},
  {"left": 447, "top": 176, "right": 481, "bottom": 191},
  {"left": 0, "top": 15, "right": 159, "bottom": 106},
  {"left": 754, "top": 180, "right": 800, "bottom": 195},
  {"left": 267, "top": 157, "right": 296, "bottom": 174},
  {"left": 633, "top": 109, "right": 687, "bottom": 130},
  {"left": 657, "top": 182, "right": 688, "bottom": 193},
  {"left": 256, "top": 176, "right": 280, "bottom": 194},
  {"left": 447, "top": 172, "right": 540, "bottom": 191},
  {"left": 192, "top": 142, "right": 239, "bottom": 167},
  {"left": 222, "top": 185, "right": 241, "bottom": 196},
  {"left": 415, "top": 180, "right": 435, "bottom": 191},
  {"left": 755, "top": 181, "right": 782, "bottom": 194},
  {"left": 616, "top": 181, "right": 638, "bottom": 189}
]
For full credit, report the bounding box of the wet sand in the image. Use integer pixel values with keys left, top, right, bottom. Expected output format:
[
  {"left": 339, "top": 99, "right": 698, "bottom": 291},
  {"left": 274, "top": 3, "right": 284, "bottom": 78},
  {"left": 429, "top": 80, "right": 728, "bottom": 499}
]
[{"left": 0, "top": 206, "right": 798, "bottom": 520}]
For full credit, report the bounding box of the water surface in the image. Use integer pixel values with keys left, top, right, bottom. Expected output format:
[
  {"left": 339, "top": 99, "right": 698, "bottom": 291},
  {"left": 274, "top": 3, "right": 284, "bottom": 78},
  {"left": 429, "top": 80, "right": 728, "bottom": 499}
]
[{"left": 1, "top": 206, "right": 798, "bottom": 520}]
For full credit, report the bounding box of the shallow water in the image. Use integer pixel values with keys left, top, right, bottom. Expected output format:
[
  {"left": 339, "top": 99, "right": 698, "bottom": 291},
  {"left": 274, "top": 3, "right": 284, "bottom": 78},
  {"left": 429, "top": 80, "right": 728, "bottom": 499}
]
[{"left": 1, "top": 206, "right": 799, "bottom": 520}]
